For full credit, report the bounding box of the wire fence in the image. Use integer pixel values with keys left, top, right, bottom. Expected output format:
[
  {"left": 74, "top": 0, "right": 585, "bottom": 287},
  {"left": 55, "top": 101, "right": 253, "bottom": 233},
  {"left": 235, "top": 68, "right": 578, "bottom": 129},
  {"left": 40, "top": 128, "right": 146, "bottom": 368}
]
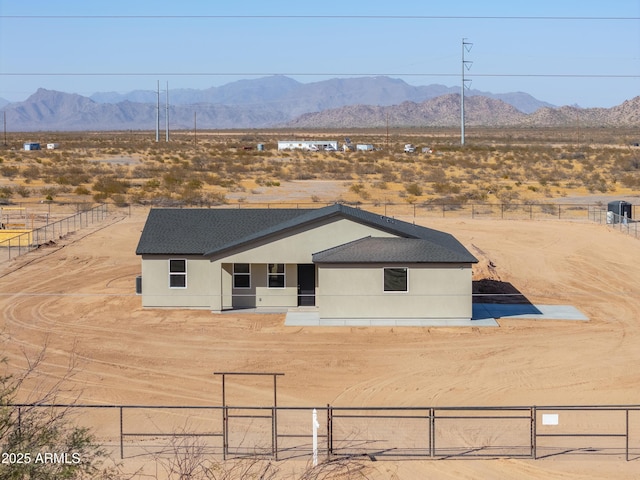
[
  {"left": 232, "top": 201, "right": 601, "bottom": 221},
  {"left": 0, "top": 204, "right": 108, "bottom": 263},
  {"left": 589, "top": 207, "right": 640, "bottom": 239},
  {"left": 9, "top": 403, "right": 640, "bottom": 462}
]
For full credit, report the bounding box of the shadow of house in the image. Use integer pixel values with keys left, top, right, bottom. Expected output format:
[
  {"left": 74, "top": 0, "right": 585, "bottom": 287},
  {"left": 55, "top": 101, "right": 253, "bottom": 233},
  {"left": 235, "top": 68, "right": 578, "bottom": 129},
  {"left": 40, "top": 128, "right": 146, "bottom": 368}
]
[{"left": 473, "top": 279, "right": 534, "bottom": 305}]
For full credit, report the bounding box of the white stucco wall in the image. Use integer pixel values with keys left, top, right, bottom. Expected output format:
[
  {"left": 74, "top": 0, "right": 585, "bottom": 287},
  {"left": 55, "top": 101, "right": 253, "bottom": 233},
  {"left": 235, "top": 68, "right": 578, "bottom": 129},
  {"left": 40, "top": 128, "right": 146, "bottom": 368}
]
[
  {"left": 215, "top": 217, "right": 397, "bottom": 264},
  {"left": 317, "top": 263, "right": 473, "bottom": 319},
  {"left": 140, "top": 255, "right": 214, "bottom": 309}
]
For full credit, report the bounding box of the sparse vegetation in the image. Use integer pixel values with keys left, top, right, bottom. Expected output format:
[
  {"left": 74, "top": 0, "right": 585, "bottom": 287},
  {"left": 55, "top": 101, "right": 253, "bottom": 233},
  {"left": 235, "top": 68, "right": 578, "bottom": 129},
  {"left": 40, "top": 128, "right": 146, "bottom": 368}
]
[
  {"left": 0, "top": 127, "right": 637, "bottom": 208},
  {"left": 0, "top": 351, "right": 125, "bottom": 479}
]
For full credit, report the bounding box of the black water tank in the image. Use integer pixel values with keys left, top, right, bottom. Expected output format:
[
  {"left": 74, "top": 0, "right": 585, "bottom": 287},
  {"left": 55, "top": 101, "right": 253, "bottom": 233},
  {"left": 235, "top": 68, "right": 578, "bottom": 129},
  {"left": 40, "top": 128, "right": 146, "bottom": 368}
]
[{"left": 607, "top": 201, "right": 632, "bottom": 223}]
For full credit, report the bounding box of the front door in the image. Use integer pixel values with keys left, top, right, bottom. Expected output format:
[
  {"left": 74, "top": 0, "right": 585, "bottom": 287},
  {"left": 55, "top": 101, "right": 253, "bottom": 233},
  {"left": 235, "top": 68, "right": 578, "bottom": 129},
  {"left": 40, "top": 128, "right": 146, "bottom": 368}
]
[{"left": 297, "top": 264, "right": 316, "bottom": 306}]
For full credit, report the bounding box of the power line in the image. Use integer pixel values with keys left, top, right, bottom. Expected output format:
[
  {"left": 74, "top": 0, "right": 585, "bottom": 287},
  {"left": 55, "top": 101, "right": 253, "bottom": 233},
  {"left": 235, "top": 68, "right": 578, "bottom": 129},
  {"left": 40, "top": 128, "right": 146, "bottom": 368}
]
[
  {"left": 2, "top": 15, "right": 638, "bottom": 20},
  {"left": 0, "top": 72, "right": 637, "bottom": 78}
]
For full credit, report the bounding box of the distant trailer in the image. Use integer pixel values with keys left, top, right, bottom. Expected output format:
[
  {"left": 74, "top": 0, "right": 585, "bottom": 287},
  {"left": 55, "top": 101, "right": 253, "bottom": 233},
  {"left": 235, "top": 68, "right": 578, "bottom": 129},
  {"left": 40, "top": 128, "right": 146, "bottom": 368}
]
[
  {"left": 23, "top": 142, "right": 41, "bottom": 151},
  {"left": 46, "top": 143, "right": 60, "bottom": 150},
  {"left": 277, "top": 140, "right": 339, "bottom": 151},
  {"left": 356, "top": 144, "right": 375, "bottom": 151}
]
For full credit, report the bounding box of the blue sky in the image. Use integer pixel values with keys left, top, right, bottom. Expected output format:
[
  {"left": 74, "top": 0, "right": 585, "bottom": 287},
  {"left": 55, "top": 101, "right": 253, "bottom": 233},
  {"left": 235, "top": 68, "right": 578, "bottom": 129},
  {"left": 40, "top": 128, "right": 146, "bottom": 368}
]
[{"left": 0, "top": 0, "right": 638, "bottom": 107}]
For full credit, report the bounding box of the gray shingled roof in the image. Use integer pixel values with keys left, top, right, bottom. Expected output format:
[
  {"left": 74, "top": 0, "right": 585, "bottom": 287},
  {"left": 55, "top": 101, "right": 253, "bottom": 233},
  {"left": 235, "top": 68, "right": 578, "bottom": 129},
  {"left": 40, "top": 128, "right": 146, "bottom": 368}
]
[
  {"left": 135, "top": 204, "right": 478, "bottom": 263},
  {"left": 312, "top": 236, "right": 477, "bottom": 263},
  {"left": 135, "top": 208, "right": 312, "bottom": 255}
]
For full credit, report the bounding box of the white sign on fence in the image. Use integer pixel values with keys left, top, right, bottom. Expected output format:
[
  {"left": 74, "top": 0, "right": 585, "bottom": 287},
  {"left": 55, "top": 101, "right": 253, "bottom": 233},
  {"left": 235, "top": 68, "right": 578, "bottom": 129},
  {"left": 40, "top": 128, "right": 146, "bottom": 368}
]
[{"left": 542, "top": 413, "right": 559, "bottom": 425}]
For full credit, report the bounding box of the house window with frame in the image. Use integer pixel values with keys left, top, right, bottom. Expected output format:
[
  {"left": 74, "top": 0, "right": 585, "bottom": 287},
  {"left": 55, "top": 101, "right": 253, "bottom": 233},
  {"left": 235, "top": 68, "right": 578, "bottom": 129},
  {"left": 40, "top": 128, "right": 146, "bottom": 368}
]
[
  {"left": 383, "top": 267, "right": 408, "bottom": 292},
  {"left": 233, "top": 263, "right": 251, "bottom": 289},
  {"left": 169, "top": 259, "right": 187, "bottom": 288},
  {"left": 267, "top": 263, "right": 285, "bottom": 288}
]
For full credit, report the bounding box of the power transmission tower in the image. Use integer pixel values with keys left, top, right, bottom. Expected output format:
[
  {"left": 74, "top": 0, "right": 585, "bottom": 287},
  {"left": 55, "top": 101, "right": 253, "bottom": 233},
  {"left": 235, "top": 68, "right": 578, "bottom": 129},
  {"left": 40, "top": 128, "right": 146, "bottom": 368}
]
[
  {"left": 461, "top": 38, "right": 473, "bottom": 146},
  {"left": 165, "top": 81, "right": 170, "bottom": 142},
  {"left": 156, "top": 80, "right": 160, "bottom": 143}
]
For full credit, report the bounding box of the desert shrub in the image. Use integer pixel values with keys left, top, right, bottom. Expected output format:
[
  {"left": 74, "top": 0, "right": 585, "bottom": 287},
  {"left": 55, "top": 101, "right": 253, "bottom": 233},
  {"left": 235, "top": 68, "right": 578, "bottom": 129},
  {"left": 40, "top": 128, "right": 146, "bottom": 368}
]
[
  {"left": 496, "top": 190, "right": 520, "bottom": 205},
  {"left": 21, "top": 164, "right": 41, "bottom": 180},
  {"left": 112, "top": 194, "right": 128, "bottom": 207},
  {"left": 40, "top": 186, "right": 59, "bottom": 198},
  {"left": 400, "top": 167, "right": 416, "bottom": 182},
  {"left": 380, "top": 170, "right": 397, "bottom": 182},
  {"left": 92, "top": 176, "right": 130, "bottom": 197},
  {"left": 615, "top": 156, "right": 640, "bottom": 171},
  {"left": 14, "top": 186, "right": 30, "bottom": 198},
  {"left": 0, "top": 358, "right": 123, "bottom": 479},
  {"left": 432, "top": 182, "right": 460, "bottom": 195},
  {"left": 405, "top": 183, "right": 423, "bottom": 196},
  {"left": 620, "top": 173, "right": 640, "bottom": 188},
  {"left": 143, "top": 179, "right": 161, "bottom": 191},
  {"left": 0, "top": 186, "right": 13, "bottom": 199},
  {"left": 0, "top": 165, "right": 19, "bottom": 179},
  {"left": 349, "top": 183, "right": 366, "bottom": 194}
]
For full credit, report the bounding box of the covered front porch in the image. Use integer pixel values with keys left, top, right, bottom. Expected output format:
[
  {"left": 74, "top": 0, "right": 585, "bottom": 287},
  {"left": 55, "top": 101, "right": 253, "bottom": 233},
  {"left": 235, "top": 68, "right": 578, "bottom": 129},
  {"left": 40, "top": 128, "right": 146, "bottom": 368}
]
[{"left": 220, "top": 262, "right": 317, "bottom": 310}]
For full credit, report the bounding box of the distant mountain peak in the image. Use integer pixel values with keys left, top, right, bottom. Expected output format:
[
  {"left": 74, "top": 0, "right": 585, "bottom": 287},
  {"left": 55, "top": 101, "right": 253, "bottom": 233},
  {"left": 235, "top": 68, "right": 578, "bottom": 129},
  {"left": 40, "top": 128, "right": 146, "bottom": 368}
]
[{"left": 3, "top": 77, "right": 638, "bottom": 131}]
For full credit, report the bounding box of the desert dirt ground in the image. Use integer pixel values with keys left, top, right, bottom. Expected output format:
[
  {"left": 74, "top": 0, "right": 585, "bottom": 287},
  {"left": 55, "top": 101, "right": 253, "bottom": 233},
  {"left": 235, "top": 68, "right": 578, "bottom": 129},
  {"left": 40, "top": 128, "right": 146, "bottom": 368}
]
[{"left": 2, "top": 204, "right": 640, "bottom": 478}]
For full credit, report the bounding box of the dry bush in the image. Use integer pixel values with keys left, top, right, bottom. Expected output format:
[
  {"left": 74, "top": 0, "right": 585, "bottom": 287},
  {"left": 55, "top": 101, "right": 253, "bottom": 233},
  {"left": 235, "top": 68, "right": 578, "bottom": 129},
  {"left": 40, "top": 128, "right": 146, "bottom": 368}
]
[{"left": 0, "top": 127, "right": 638, "bottom": 207}]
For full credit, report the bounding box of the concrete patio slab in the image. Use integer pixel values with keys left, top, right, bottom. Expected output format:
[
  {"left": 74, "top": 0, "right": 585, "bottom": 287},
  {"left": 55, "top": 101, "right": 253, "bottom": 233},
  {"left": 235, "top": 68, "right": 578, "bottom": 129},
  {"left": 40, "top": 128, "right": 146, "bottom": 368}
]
[{"left": 284, "top": 304, "right": 588, "bottom": 327}]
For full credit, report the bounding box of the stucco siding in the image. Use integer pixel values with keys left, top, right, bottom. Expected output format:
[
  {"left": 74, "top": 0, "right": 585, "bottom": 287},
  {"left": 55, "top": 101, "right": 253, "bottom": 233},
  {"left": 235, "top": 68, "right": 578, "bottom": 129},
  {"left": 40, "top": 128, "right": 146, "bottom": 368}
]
[
  {"left": 140, "top": 255, "right": 213, "bottom": 309},
  {"left": 213, "top": 218, "right": 397, "bottom": 264},
  {"left": 317, "top": 263, "right": 473, "bottom": 319},
  {"left": 229, "top": 263, "right": 298, "bottom": 309}
]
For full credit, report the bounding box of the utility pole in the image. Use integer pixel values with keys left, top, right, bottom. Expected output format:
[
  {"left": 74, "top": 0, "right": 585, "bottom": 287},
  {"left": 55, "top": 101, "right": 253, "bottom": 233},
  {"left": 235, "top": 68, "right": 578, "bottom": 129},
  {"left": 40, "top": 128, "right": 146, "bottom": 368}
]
[
  {"left": 386, "top": 112, "right": 389, "bottom": 150},
  {"left": 194, "top": 111, "right": 197, "bottom": 147},
  {"left": 3, "top": 111, "right": 6, "bottom": 146},
  {"left": 461, "top": 38, "right": 473, "bottom": 146},
  {"left": 156, "top": 80, "right": 160, "bottom": 142},
  {"left": 165, "top": 81, "right": 170, "bottom": 142}
]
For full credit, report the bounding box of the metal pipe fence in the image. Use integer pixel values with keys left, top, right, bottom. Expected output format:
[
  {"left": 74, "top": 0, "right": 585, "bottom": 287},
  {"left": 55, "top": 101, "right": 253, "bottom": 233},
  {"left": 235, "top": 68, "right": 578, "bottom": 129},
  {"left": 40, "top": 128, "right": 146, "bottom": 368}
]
[
  {"left": 9, "top": 403, "right": 640, "bottom": 462},
  {"left": 0, "top": 204, "right": 108, "bottom": 263}
]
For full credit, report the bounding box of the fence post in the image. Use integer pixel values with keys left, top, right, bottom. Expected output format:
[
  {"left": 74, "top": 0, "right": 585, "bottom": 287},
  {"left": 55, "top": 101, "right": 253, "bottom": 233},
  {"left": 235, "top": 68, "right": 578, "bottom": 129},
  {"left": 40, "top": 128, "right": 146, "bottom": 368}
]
[
  {"left": 119, "top": 406, "right": 124, "bottom": 459},
  {"left": 532, "top": 406, "right": 537, "bottom": 459},
  {"left": 272, "top": 406, "right": 278, "bottom": 460},
  {"left": 327, "top": 404, "right": 332, "bottom": 459},
  {"left": 221, "top": 374, "right": 227, "bottom": 461},
  {"left": 429, "top": 407, "right": 435, "bottom": 458},
  {"left": 626, "top": 408, "right": 629, "bottom": 461}
]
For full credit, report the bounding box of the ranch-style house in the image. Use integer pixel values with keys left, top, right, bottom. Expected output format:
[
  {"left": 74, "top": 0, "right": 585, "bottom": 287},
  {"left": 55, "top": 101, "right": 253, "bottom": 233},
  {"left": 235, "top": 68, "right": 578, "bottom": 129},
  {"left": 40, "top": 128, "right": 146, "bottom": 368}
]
[{"left": 135, "top": 204, "right": 478, "bottom": 321}]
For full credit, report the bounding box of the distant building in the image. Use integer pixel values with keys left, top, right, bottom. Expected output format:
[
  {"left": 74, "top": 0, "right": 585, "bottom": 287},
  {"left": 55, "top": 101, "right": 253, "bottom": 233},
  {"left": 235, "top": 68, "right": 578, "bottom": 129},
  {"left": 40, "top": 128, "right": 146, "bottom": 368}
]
[
  {"left": 46, "top": 143, "right": 60, "bottom": 150},
  {"left": 356, "top": 144, "right": 375, "bottom": 151},
  {"left": 23, "top": 142, "right": 41, "bottom": 151},
  {"left": 278, "top": 140, "right": 339, "bottom": 151}
]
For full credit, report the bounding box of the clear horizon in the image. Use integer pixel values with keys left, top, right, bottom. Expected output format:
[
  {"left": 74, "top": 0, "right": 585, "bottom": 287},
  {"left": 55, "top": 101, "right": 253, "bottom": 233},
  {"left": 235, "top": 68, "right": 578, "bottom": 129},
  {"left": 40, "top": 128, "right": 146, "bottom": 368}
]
[{"left": 0, "top": 0, "right": 638, "bottom": 107}]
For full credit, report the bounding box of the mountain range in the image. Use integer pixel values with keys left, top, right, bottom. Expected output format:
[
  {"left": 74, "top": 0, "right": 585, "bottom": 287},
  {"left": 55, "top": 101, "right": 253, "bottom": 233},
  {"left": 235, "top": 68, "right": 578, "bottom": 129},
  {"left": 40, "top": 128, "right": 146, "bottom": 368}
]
[{"left": 1, "top": 76, "right": 638, "bottom": 131}]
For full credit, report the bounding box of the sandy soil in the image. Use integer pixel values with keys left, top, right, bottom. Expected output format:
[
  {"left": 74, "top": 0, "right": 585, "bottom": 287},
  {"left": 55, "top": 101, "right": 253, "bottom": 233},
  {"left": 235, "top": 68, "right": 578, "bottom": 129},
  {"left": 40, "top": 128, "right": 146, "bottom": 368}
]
[{"left": 1, "top": 207, "right": 640, "bottom": 478}]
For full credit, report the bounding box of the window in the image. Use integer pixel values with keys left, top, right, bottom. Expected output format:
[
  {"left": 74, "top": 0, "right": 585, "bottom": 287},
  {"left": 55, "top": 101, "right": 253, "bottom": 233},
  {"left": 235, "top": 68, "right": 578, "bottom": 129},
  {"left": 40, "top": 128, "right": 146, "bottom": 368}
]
[
  {"left": 169, "top": 259, "right": 187, "bottom": 288},
  {"left": 268, "top": 263, "right": 285, "bottom": 288},
  {"left": 233, "top": 263, "right": 251, "bottom": 289},
  {"left": 383, "top": 267, "right": 408, "bottom": 292}
]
